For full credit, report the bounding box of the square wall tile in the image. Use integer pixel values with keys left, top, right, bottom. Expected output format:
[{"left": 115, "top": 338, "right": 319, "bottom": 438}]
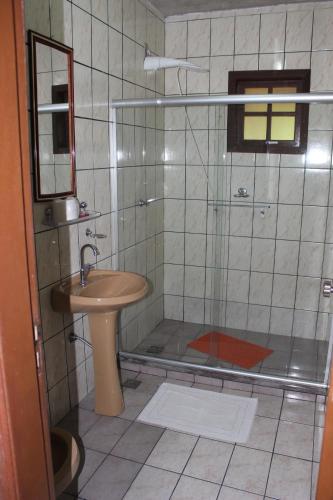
[
  {"left": 74, "top": 63, "right": 92, "bottom": 118},
  {"left": 187, "top": 19, "right": 210, "bottom": 57},
  {"left": 311, "top": 51, "right": 333, "bottom": 91},
  {"left": 301, "top": 206, "right": 327, "bottom": 243},
  {"left": 227, "top": 270, "right": 250, "bottom": 303},
  {"left": 277, "top": 205, "right": 302, "bottom": 240},
  {"left": 298, "top": 242, "right": 324, "bottom": 278},
  {"left": 109, "top": 27, "right": 122, "bottom": 78},
  {"left": 185, "top": 233, "right": 206, "bottom": 267},
  {"left": 251, "top": 238, "right": 275, "bottom": 273},
  {"left": 92, "top": 18, "right": 108, "bottom": 72},
  {"left": 260, "top": 12, "right": 286, "bottom": 53},
  {"left": 285, "top": 10, "right": 313, "bottom": 52},
  {"left": 211, "top": 17, "right": 234, "bottom": 56},
  {"left": 184, "top": 266, "right": 205, "bottom": 298},
  {"left": 293, "top": 310, "right": 317, "bottom": 339},
  {"left": 165, "top": 22, "right": 187, "bottom": 58},
  {"left": 269, "top": 307, "right": 294, "bottom": 335},
  {"left": 184, "top": 297, "right": 205, "bottom": 324},
  {"left": 235, "top": 15, "right": 260, "bottom": 55},
  {"left": 272, "top": 275, "right": 297, "bottom": 308},
  {"left": 35, "top": 230, "right": 60, "bottom": 288},
  {"left": 248, "top": 305, "right": 270, "bottom": 333},
  {"left": 210, "top": 56, "right": 234, "bottom": 94},
  {"left": 187, "top": 58, "right": 210, "bottom": 94},
  {"left": 313, "top": 7, "right": 333, "bottom": 51},
  {"left": 249, "top": 272, "right": 273, "bottom": 306},
  {"left": 274, "top": 240, "right": 299, "bottom": 275},
  {"left": 228, "top": 236, "right": 251, "bottom": 271},
  {"left": 295, "top": 277, "right": 321, "bottom": 311},
  {"left": 278, "top": 168, "right": 304, "bottom": 205},
  {"left": 226, "top": 301, "right": 249, "bottom": 329},
  {"left": 44, "top": 332, "right": 67, "bottom": 389},
  {"left": 165, "top": 232, "right": 185, "bottom": 265},
  {"left": 304, "top": 169, "right": 330, "bottom": 206},
  {"left": 48, "top": 378, "right": 70, "bottom": 425},
  {"left": 164, "top": 264, "right": 184, "bottom": 295},
  {"left": 73, "top": 5, "right": 91, "bottom": 66}
]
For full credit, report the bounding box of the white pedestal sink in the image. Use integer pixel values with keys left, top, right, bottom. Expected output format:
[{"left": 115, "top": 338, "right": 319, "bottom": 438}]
[{"left": 52, "top": 270, "right": 148, "bottom": 416}]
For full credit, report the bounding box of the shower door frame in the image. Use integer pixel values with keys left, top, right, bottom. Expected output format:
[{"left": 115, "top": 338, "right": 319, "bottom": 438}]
[{"left": 110, "top": 91, "right": 333, "bottom": 392}]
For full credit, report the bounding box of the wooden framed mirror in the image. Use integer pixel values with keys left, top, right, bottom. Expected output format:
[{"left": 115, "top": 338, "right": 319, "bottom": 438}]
[{"left": 28, "top": 31, "right": 76, "bottom": 201}]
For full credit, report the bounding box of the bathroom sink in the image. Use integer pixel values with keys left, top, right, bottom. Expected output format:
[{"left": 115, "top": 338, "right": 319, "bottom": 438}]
[
  {"left": 51, "top": 269, "right": 148, "bottom": 418},
  {"left": 52, "top": 269, "right": 149, "bottom": 314}
]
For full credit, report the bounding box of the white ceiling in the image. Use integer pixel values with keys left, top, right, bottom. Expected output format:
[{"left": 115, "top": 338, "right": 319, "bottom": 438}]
[{"left": 151, "top": 0, "right": 312, "bottom": 17}]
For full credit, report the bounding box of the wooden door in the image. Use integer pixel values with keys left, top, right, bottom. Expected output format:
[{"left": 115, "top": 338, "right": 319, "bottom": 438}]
[
  {"left": 0, "top": 0, "right": 54, "bottom": 498},
  {"left": 316, "top": 355, "right": 333, "bottom": 500}
]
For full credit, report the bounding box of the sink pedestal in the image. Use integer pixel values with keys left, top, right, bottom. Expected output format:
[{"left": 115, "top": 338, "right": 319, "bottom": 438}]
[{"left": 89, "top": 311, "right": 124, "bottom": 416}]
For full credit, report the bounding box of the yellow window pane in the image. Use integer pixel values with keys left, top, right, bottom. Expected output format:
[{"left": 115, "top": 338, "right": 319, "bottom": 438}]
[
  {"left": 272, "top": 87, "right": 297, "bottom": 112},
  {"left": 271, "top": 116, "right": 295, "bottom": 141},
  {"left": 244, "top": 116, "right": 267, "bottom": 140},
  {"left": 245, "top": 87, "right": 268, "bottom": 112}
]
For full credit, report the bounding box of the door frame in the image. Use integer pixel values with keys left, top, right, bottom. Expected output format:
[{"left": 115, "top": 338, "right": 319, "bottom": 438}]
[
  {"left": 317, "top": 355, "right": 333, "bottom": 500},
  {"left": 0, "top": 0, "right": 54, "bottom": 498}
]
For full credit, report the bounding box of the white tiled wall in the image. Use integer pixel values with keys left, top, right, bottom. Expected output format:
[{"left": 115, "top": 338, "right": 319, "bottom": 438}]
[
  {"left": 25, "top": 0, "right": 164, "bottom": 424},
  {"left": 163, "top": 1, "right": 333, "bottom": 341}
]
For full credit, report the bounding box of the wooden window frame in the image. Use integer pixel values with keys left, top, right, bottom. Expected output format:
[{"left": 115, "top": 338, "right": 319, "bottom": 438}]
[{"left": 227, "top": 69, "right": 310, "bottom": 154}]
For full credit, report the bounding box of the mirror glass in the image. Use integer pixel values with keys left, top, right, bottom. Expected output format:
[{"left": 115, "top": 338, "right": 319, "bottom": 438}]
[{"left": 29, "top": 31, "right": 76, "bottom": 201}]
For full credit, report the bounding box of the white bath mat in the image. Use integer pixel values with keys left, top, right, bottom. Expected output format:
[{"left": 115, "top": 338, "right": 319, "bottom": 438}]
[{"left": 137, "top": 383, "right": 257, "bottom": 444}]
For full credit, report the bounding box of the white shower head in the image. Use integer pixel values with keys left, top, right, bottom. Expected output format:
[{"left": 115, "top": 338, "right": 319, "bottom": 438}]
[{"left": 144, "top": 56, "right": 209, "bottom": 73}]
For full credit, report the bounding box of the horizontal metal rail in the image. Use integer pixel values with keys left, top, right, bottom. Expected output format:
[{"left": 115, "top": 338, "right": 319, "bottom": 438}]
[
  {"left": 208, "top": 202, "right": 271, "bottom": 209},
  {"left": 38, "top": 103, "right": 69, "bottom": 113},
  {"left": 111, "top": 92, "right": 333, "bottom": 108},
  {"left": 119, "top": 351, "right": 327, "bottom": 391}
]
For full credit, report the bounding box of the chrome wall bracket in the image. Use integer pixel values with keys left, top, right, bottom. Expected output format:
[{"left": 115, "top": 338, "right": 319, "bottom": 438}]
[{"left": 323, "top": 280, "right": 333, "bottom": 297}]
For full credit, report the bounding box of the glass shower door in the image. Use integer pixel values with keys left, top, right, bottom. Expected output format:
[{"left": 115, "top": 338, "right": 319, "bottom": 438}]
[{"left": 210, "top": 102, "right": 333, "bottom": 386}]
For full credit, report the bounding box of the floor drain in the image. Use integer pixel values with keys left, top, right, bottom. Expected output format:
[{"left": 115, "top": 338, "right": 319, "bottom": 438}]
[
  {"left": 122, "top": 379, "right": 142, "bottom": 389},
  {"left": 146, "top": 345, "right": 164, "bottom": 354}
]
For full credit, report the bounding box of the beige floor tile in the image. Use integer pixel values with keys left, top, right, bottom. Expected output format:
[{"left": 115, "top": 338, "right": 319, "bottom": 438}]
[
  {"left": 171, "top": 475, "right": 220, "bottom": 500},
  {"left": 266, "top": 454, "right": 312, "bottom": 500},
  {"left": 146, "top": 430, "right": 197, "bottom": 473},
  {"left": 184, "top": 437, "right": 234, "bottom": 484},
  {"left": 275, "top": 421, "right": 313, "bottom": 460},
  {"left": 123, "top": 465, "right": 179, "bottom": 500},
  {"left": 224, "top": 446, "right": 271, "bottom": 496}
]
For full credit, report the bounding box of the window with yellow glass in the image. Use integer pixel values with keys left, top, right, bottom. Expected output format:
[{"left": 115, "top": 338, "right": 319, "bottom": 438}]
[{"left": 227, "top": 70, "right": 310, "bottom": 154}]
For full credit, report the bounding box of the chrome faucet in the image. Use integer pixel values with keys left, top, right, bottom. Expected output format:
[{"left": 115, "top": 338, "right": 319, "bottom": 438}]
[{"left": 80, "top": 244, "right": 100, "bottom": 286}]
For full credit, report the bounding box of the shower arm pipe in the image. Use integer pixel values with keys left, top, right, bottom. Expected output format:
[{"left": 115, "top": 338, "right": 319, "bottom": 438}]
[{"left": 111, "top": 92, "right": 333, "bottom": 108}]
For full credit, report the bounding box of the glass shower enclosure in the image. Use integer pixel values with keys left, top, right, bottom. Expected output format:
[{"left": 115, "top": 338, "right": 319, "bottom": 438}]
[{"left": 111, "top": 92, "right": 333, "bottom": 393}]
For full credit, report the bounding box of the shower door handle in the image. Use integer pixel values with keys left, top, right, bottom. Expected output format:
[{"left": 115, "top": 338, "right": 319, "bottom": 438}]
[{"left": 323, "top": 280, "right": 333, "bottom": 297}]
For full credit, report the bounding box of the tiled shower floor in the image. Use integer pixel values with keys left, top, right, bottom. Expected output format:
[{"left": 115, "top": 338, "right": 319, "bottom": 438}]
[
  {"left": 133, "top": 320, "right": 328, "bottom": 383},
  {"left": 58, "top": 369, "right": 324, "bottom": 500}
]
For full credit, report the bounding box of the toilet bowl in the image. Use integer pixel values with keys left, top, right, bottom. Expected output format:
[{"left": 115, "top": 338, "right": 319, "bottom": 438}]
[{"left": 51, "top": 427, "right": 80, "bottom": 497}]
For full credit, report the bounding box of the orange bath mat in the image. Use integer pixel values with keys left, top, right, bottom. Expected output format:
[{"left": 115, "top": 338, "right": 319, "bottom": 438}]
[{"left": 188, "top": 332, "right": 273, "bottom": 369}]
